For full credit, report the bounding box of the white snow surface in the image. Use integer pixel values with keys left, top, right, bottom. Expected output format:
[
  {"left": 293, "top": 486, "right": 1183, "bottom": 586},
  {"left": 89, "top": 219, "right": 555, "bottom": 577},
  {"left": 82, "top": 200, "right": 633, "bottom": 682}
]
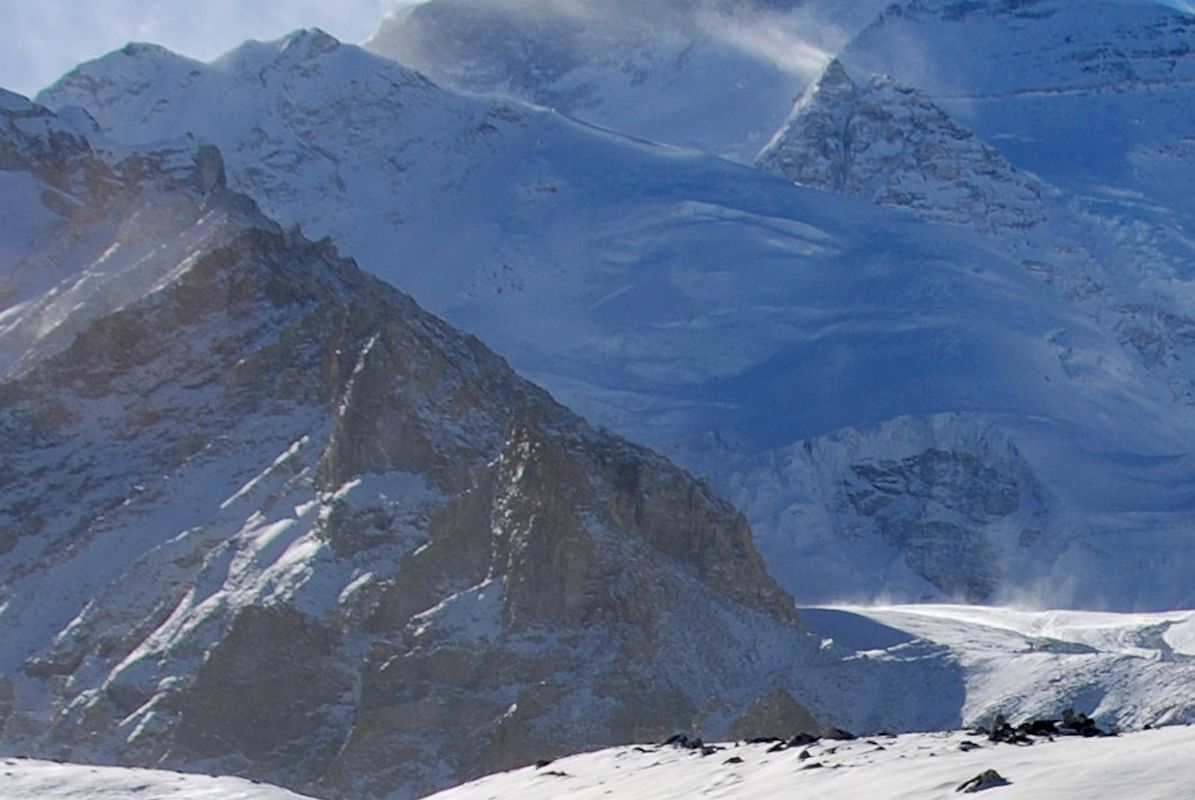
[
  {"left": 0, "top": 757, "right": 313, "bottom": 800},
  {"left": 422, "top": 725, "right": 1195, "bottom": 799},
  {"left": 801, "top": 604, "right": 1195, "bottom": 731}
]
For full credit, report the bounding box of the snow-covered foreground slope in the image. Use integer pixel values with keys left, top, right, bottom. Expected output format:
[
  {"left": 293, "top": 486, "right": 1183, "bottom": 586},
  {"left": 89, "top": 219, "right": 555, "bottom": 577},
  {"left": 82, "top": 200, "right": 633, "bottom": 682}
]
[
  {"left": 802, "top": 604, "right": 1195, "bottom": 731},
  {"left": 2, "top": 757, "right": 312, "bottom": 800},
  {"left": 423, "top": 725, "right": 1195, "bottom": 800},
  {"left": 37, "top": 31, "right": 1195, "bottom": 609}
]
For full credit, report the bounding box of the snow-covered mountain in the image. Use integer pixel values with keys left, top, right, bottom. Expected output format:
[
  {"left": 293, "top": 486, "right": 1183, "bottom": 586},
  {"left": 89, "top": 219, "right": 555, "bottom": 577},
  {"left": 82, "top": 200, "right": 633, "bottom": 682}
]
[
  {"left": 761, "top": 4, "right": 1195, "bottom": 400},
  {"left": 12, "top": 5, "right": 1195, "bottom": 799},
  {"left": 757, "top": 59, "right": 1050, "bottom": 233},
  {"left": 0, "top": 90, "right": 843, "bottom": 800},
  {"left": 37, "top": 29, "right": 1195, "bottom": 609},
  {"left": 17, "top": 86, "right": 1195, "bottom": 800},
  {"left": 365, "top": 0, "right": 890, "bottom": 161}
]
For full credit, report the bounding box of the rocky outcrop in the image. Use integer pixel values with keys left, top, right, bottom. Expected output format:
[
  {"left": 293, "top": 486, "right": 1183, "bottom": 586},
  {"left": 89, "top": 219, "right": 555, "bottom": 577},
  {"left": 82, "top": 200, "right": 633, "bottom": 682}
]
[
  {"left": 0, "top": 95, "right": 817, "bottom": 800},
  {"left": 756, "top": 60, "right": 1047, "bottom": 233},
  {"left": 839, "top": 448, "right": 1028, "bottom": 601}
]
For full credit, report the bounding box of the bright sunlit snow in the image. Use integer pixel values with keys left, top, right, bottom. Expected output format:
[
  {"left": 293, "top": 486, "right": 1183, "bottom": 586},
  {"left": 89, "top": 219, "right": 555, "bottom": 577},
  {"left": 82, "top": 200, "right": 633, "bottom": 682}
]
[
  {"left": 423, "top": 725, "right": 1195, "bottom": 800},
  {"left": 0, "top": 0, "right": 413, "bottom": 96},
  {"left": 0, "top": 757, "right": 314, "bottom": 800}
]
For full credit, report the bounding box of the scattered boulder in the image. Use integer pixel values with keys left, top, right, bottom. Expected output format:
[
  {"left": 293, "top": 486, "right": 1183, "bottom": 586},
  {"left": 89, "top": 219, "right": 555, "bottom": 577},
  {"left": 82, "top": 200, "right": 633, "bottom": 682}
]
[
  {"left": 957, "top": 769, "right": 1011, "bottom": 793},
  {"left": 1061, "top": 709, "right": 1108, "bottom": 738},
  {"left": 723, "top": 756, "right": 744, "bottom": 765},
  {"left": 986, "top": 714, "right": 1032, "bottom": 745},
  {"left": 823, "top": 727, "right": 857, "bottom": 741},
  {"left": 761, "top": 732, "right": 821, "bottom": 753},
  {"left": 1018, "top": 718, "right": 1058, "bottom": 737},
  {"left": 662, "top": 734, "right": 704, "bottom": 750},
  {"left": 980, "top": 709, "right": 1110, "bottom": 745}
]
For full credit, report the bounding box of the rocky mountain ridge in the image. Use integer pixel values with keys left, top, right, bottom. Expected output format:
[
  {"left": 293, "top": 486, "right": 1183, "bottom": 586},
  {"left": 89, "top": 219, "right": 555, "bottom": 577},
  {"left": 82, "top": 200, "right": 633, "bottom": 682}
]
[{"left": 0, "top": 92, "right": 835, "bottom": 800}]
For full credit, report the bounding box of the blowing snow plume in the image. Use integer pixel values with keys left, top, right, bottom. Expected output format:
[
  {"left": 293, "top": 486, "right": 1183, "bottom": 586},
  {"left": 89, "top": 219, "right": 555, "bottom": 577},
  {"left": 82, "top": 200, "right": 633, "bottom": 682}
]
[{"left": 366, "top": 0, "right": 889, "bottom": 159}]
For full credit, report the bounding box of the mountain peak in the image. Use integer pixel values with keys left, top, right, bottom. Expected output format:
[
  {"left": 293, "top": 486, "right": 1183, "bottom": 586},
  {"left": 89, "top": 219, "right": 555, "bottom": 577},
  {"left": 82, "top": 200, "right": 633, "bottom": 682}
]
[
  {"left": 277, "top": 27, "right": 341, "bottom": 58},
  {"left": 118, "top": 41, "right": 174, "bottom": 59},
  {"left": 757, "top": 63, "right": 1046, "bottom": 232}
]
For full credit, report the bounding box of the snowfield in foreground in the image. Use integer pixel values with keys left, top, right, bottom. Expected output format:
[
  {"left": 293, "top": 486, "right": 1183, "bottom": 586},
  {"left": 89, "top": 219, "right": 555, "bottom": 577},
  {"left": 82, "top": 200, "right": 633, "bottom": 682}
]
[
  {"left": 801, "top": 604, "right": 1195, "bottom": 731},
  {"left": 0, "top": 757, "right": 312, "bottom": 800},
  {"left": 11, "top": 726, "right": 1195, "bottom": 800},
  {"left": 424, "top": 725, "right": 1195, "bottom": 800}
]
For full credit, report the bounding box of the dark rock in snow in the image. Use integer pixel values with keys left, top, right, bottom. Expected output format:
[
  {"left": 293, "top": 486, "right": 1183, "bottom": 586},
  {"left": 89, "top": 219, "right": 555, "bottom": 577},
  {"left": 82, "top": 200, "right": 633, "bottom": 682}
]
[
  {"left": 823, "top": 727, "right": 858, "bottom": 741},
  {"left": 1061, "top": 709, "right": 1109, "bottom": 738},
  {"left": 957, "top": 769, "right": 1011, "bottom": 793},
  {"left": 987, "top": 714, "right": 1033, "bottom": 745}
]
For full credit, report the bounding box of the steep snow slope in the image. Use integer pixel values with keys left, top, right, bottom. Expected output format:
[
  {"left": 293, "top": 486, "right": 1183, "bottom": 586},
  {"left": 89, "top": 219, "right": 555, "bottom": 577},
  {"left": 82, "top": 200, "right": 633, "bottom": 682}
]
[
  {"left": 365, "top": 0, "right": 890, "bottom": 161},
  {"left": 424, "top": 725, "right": 1195, "bottom": 800},
  {"left": 36, "top": 33, "right": 1195, "bottom": 608},
  {"left": 0, "top": 92, "right": 848, "bottom": 800}
]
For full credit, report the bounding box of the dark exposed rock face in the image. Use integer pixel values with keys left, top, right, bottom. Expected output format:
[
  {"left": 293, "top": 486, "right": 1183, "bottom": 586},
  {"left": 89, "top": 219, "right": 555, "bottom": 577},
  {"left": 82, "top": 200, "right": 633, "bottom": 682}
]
[
  {"left": 0, "top": 94, "right": 814, "bottom": 800},
  {"left": 957, "top": 768, "right": 1011, "bottom": 793},
  {"left": 757, "top": 60, "right": 1046, "bottom": 233},
  {"left": 840, "top": 448, "right": 1029, "bottom": 601}
]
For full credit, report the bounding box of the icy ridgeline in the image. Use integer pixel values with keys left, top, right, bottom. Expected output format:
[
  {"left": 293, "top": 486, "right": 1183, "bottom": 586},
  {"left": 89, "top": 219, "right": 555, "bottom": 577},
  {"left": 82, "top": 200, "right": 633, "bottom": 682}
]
[
  {"left": 0, "top": 91, "right": 879, "bottom": 800},
  {"left": 365, "top": 0, "right": 890, "bottom": 161},
  {"left": 39, "top": 30, "right": 1195, "bottom": 608}
]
